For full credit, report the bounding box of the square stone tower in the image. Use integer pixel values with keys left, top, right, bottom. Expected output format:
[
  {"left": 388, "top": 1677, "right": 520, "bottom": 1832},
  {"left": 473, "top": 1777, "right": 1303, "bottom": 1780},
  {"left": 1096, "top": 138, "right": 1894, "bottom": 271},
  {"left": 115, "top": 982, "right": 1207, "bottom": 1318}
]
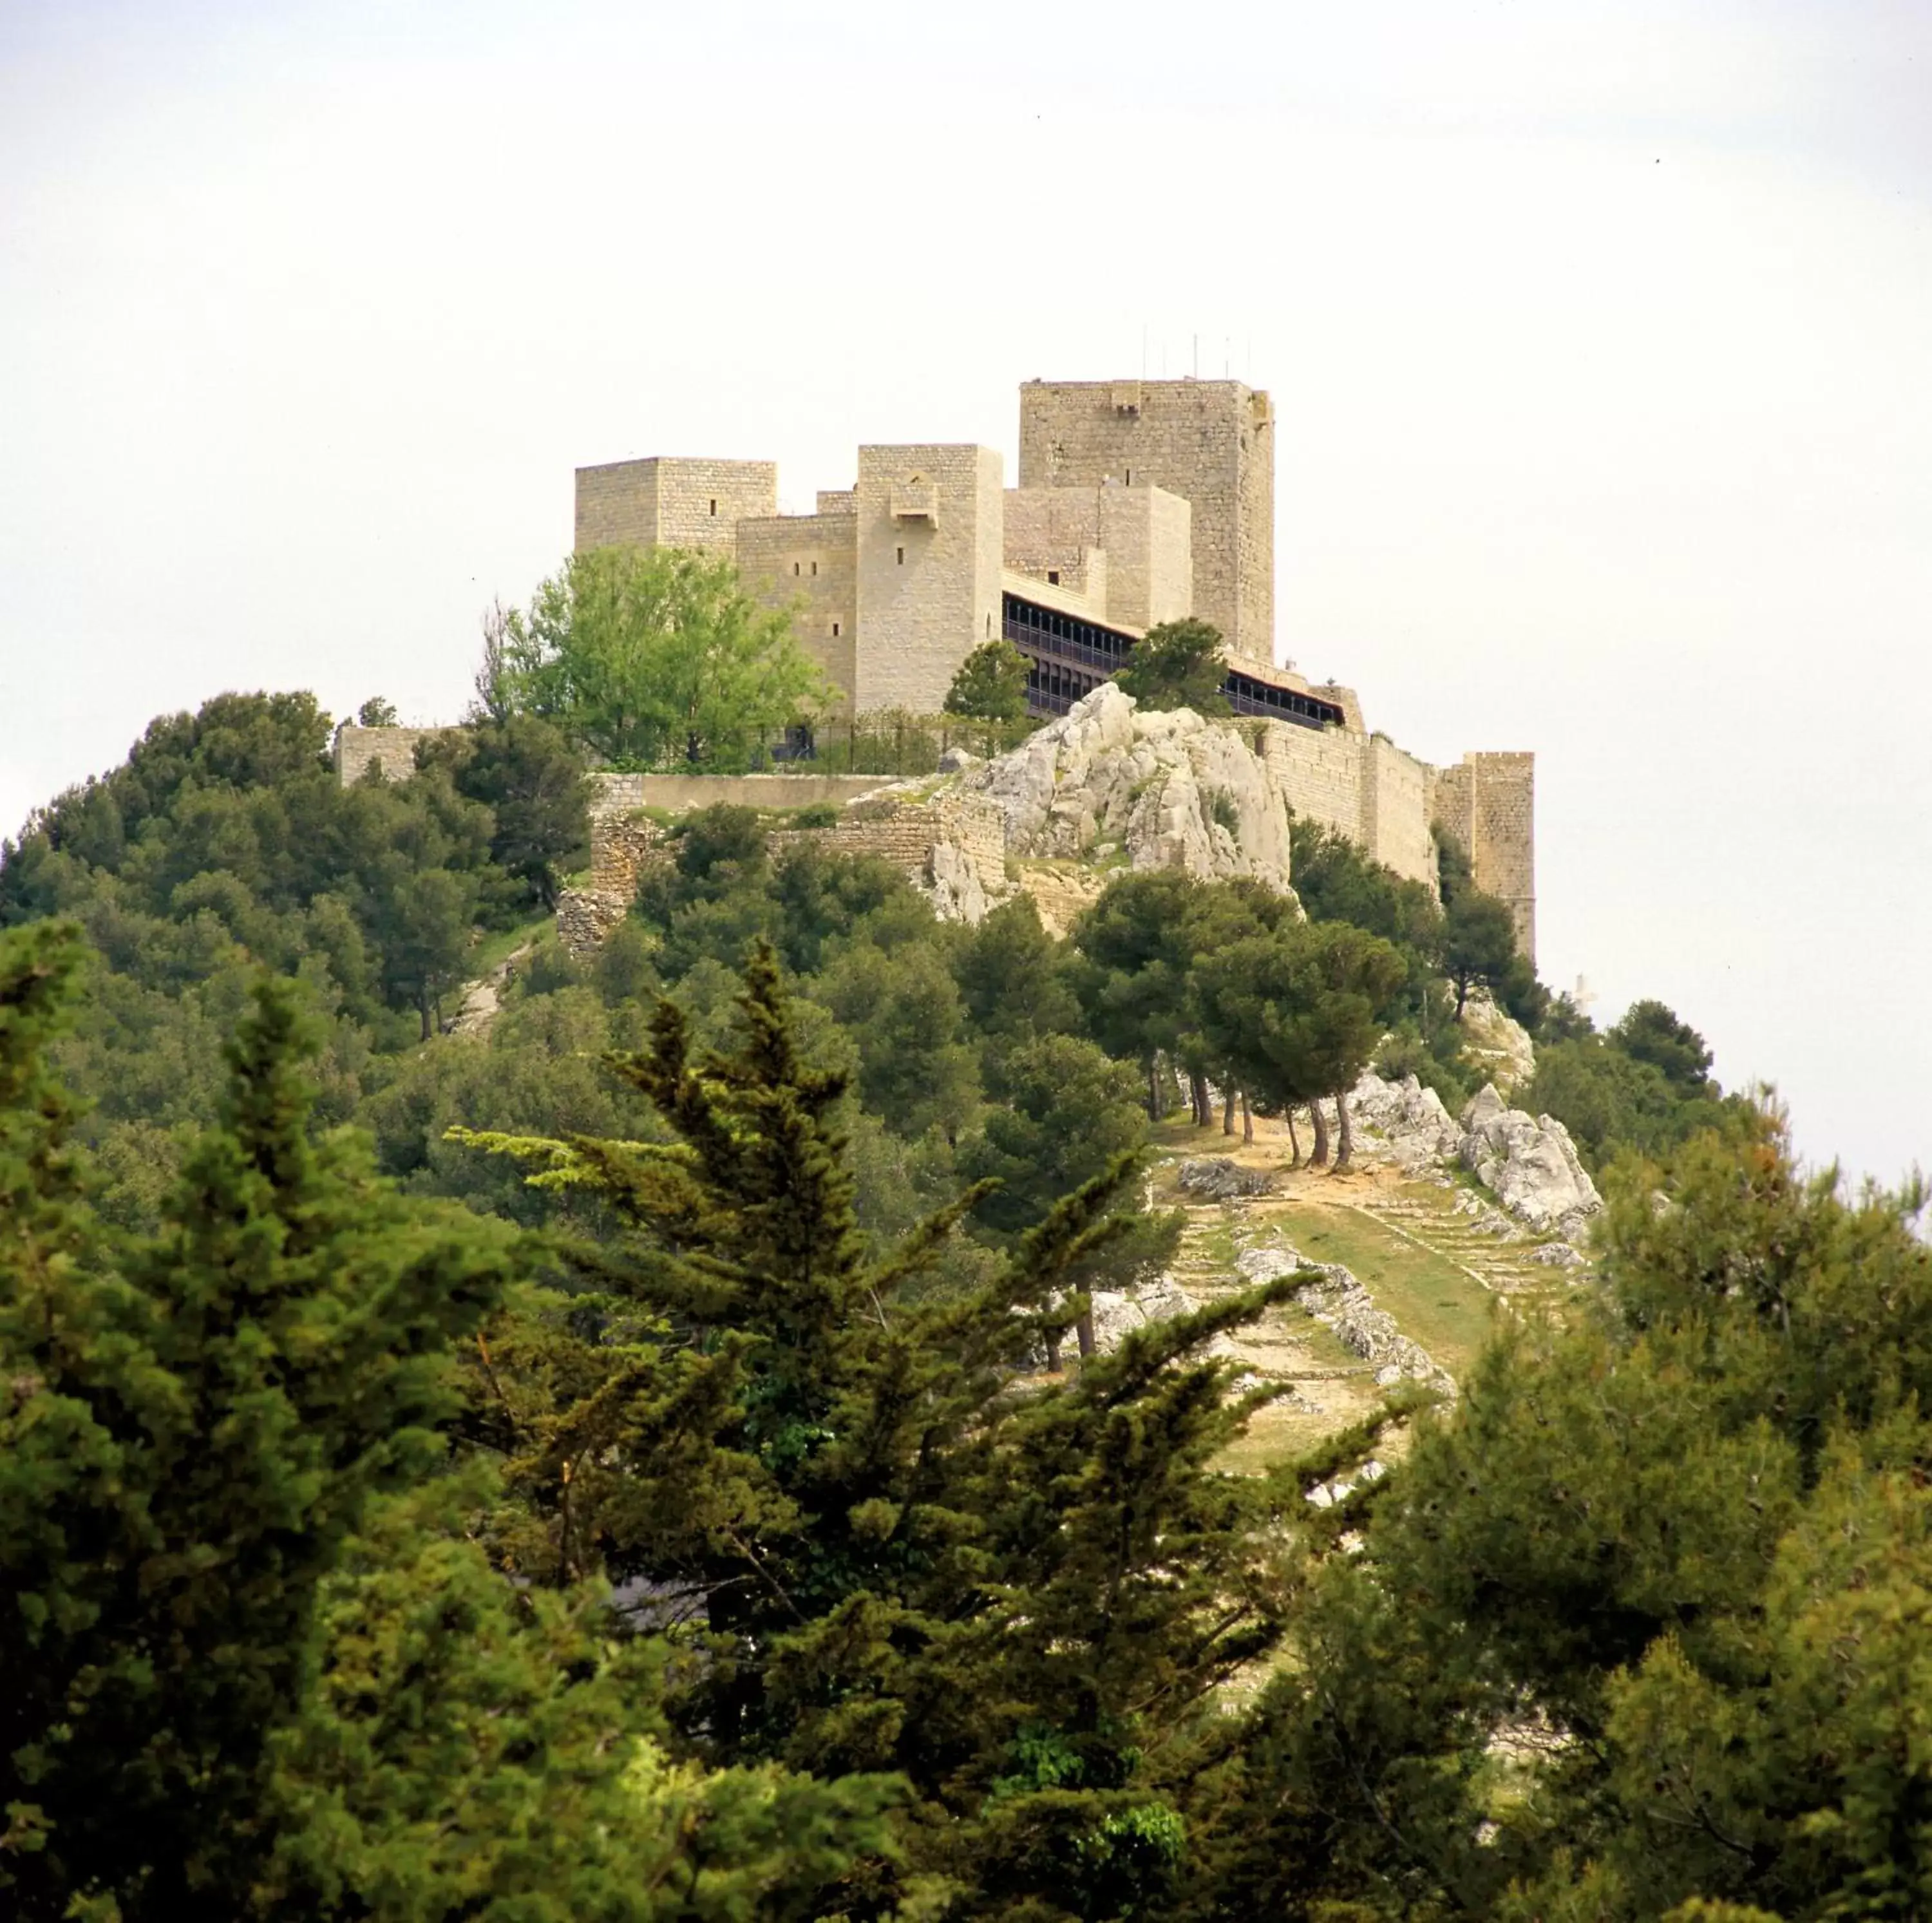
[
  {"left": 573, "top": 456, "right": 777, "bottom": 555},
  {"left": 1017, "top": 379, "right": 1274, "bottom": 668},
  {"left": 853, "top": 444, "right": 1003, "bottom": 714}
]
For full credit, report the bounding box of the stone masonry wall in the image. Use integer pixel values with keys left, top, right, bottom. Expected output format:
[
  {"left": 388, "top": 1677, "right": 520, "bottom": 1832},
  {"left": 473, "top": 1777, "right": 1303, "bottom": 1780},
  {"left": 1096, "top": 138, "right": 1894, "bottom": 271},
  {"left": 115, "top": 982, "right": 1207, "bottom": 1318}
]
[
  {"left": 1432, "top": 752, "right": 1536, "bottom": 964},
  {"left": 584, "top": 772, "right": 896, "bottom": 813},
  {"left": 734, "top": 509, "right": 859, "bottom": 712},
  {"left": 1017, "top": 380, "right": 1273, "bottom": 669},
  {"left": 573, "top": 457, "right": 777, "bottom": 555},
  {"left": 1365, "top": 735, "right": 1436, "bottom": 884},
  {"left": 558, "top": 784, "right": 1008, "bottom": 958},
  {"left": 854, "top": 444, "right": 1003, "bottom": 715},
  {"left": 334, "top": 725, "right": 462, "bottom": 784},
  {"left": 574, "top": 459, "right": 659, "bottom": 552},
  {"left": 1256, "top": 721, "right": 1366, "bottom": 861},
  {"left": 1099, "top": 482, "right": 1192, "bottom": 630},
  {"left": 1252, "top": 721, "right": 1442, "bottom": 896}
]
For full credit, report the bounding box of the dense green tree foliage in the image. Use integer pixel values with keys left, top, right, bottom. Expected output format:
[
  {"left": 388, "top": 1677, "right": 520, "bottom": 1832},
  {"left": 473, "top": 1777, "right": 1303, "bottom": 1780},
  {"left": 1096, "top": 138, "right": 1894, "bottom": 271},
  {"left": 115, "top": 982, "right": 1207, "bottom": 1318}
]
[
  {"left": 484, "top": 545, "right": 832, "bottom": 769},
  {"left": 4, "top": 677, "right": 1825, "bottom": 1920},
  {"left": 422, "top": 713, "right": 592, "bottom": 913},
  {"left": 1193, "top": 1114, "right": 1932, "bottom": 1922},
  {"left": 943, "top": 636, "right": 1032, "bottom": 722},
  {"left": 1114, "top": 618, "right": 1231, "bottom": 715},
  {"left": 0, "top": 925, "right": 905, "bottom": 1920},
  {"left": 453, "top": 946, "right": 1308, "bottom": 1917}
]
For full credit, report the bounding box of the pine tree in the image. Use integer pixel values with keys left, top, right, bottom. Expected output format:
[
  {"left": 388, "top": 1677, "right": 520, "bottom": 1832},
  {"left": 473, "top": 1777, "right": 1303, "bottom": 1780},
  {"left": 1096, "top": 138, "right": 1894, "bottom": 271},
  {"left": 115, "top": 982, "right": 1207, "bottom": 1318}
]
[
  {"left": 455, "top": 941, "right": 1310, "bottom": 1917},
  {"left": 0, "top": 925, "right": 519, "bottom": 1916}
]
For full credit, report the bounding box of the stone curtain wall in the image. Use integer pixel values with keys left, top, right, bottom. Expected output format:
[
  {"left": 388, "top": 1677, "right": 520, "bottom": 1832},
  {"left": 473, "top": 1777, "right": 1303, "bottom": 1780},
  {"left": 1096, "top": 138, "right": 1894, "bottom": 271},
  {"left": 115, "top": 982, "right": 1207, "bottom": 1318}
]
[
  {"left": 733, "top": 507, "right": 860, "bottom": 712},
  {"left": 1257, "top": 721, "right": 1367, "bottom": 862},
  {"left": 558, "top": 784, "right": 1009, "bottom": 958},
  {"left": 334, "top": 725, "right": 463, "bottom": 784},
  {"left": 1017, "top": 379, "right": 1273, "bottom": 669},
  {"left": 1254, "top": 721, "right": 1452, "bottom": 896},
  {"left": 584, "top": 772, "right": 898, "bottom": 813},
  {"left": 1365, "top": 736, "right": 1436, "bottom": 884}
]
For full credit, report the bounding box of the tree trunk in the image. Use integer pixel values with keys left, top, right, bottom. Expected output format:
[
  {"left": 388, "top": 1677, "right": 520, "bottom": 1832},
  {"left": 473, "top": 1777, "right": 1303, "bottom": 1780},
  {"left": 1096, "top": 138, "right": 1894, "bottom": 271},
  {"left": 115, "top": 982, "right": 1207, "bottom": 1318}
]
[
  {"left": 1223, "top": 1086, "right": 1237, "bottom": 1135},
  {"left": 1242, "top": 1090, "right": 1253, "bottom": 1143},
  {"left": 1286, "top": 1107, "right": 1301, "bottom": 1166},
  {"left": 1191, "top": 1071, "right": 1212, "bottom": 1128},
  {"left": 1309, "top": 1099, "right": 1331, "bottom": 1168},
  {"left": 1075, "top": 1309, "right": 1096, "bottom": 1361},
  {"left": 1455, "top": 973, "right": 1470, "bottom": 1019},
  {"left": 1044, "top": 1329, "right": 1063, "bottom": 1374},
  {"left": 1335, "top": 1087, "right": 1354, "bottom": 1170},
  {"left": 419, "top": 990, "right": 434, "bottom": 1043},
  {"left": 1147, "top": 1057, "right": 1162, "bottom": 1121}
]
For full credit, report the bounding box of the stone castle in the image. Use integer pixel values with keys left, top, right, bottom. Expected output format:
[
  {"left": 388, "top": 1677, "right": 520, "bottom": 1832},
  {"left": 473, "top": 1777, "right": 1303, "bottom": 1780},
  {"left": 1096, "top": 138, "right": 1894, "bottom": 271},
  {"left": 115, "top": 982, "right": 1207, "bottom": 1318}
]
[
  {"left": 571, "top": 377, "right": 1535, "bottom": 956},
  {"left": 336, "top": 375, "right": 1534, "bottom": 956}
]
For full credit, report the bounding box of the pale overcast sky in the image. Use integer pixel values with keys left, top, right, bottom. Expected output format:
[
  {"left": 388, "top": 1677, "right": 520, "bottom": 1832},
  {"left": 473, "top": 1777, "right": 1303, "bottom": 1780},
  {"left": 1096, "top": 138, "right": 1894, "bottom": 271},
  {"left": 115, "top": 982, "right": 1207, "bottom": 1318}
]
[{"left": 3, "top": 1, "right": 1929, "bottom": 1182}]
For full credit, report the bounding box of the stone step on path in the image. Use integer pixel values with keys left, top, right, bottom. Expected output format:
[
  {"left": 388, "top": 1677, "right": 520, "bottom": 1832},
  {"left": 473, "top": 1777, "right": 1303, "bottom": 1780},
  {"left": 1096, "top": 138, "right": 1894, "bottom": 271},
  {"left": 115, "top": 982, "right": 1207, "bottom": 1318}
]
[
  {"left": 1161, "top": 1206, "right": 1367, "bottom": 1389},
  {"left": 1349, "top": 1193, "right": 1585, "bottom": 1306}
]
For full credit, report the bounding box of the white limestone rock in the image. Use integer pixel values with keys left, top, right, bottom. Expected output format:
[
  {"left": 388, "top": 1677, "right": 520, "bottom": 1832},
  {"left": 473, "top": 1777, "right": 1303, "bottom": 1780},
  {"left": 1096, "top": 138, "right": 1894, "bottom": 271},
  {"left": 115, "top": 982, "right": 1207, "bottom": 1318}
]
[
  {"left": 1086, "top": 1273, "right": 1200, "bottom": 1353},
  {"left": 923, "top": 838, "right": 990, "bottom": 924},
  {"left": 1459, "top": 1085, "right": 1603, "bottom": 1240},
  {"left": 1177, "top": 1157, "right": 1276, "bottom": 1200},
  {"left": 961, "top": 684, "right": 1293, "bottom": 892},
  {"left": 1347, "top": 1070, "right": 1463, "bottom": 1171},
  {"left": 1458, "top": 989, "right": 1537, "bottom": 1095}
]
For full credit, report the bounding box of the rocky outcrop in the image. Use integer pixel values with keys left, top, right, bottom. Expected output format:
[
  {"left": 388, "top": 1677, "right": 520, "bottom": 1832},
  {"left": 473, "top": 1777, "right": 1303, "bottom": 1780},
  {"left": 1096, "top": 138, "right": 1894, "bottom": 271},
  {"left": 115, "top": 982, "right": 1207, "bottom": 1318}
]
[
  {"left": 1459, "top": 1085, "right": 1602, "bottom": 1240},
  {"left": 1087, "top": 1273, "right": 1199, "bottom": 1353},
  {"left": 1347, "top": 1071, "right": 1464, "bottom": 1172},
  {"left": 960, "top": 685, "right": 1293, "bottom": 893},
  {"left": 1238, "top": 1244, "right": 1455, "bottom": 1396},
  {"left": 1459, "top": 990, "right": 1536, "bottom": 1094},
  {"left": 1177, "top": 1157, "right": 1276, "bottom": 1200}
]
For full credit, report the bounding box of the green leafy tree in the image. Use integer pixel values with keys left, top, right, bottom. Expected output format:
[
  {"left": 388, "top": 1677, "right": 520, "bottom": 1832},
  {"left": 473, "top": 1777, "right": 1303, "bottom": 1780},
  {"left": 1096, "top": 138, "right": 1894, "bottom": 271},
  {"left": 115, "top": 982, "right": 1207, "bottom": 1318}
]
[
  {"left": 1200, "top": 1112, "right": 1932, "bottom": 1923},
  {"left": 491, "top": 545, "right": 831, "bottom": 770},
  {"left": 1072, "top": 869, "right": 1204, "bottom": 1117},
  {"left": 1115, "top": 618, "right": 1231, "bottom": 715},
  {"left": 0, "top": 929, "right": 518, "bottom": 1918},
  {"left": 814, "top": 936, "right": 981, "bottom": 1140},
  {"left": 355, "top": 696, "right": 399, "bottom": 727},
  {"left": 1441, "top": 886, "right": 1517, "bottom": 1018},
  {"left": 1610, "top": 997, "right": 1716, "bottom": 1092},
  {"left": 423, "top": 715, "right": 592, "bottom": 915},
  {"left": 943, "top": 636, "right": 1032, "bottom": 723},
  {"left": 1191, "top": 919, "right": 1404, "bottom": 1169},
  {"left": 959, "top": 1032, "right": 1182, "bottom": 1365},
  {"left": 950, "top": 893, "right": 1085, "bottom": 1074},
  {"left": 1176, "top": 878, "right": 1299, "bottom": 1135},
  {"left": 453, "top": 945, "right": 1307, "bottom": 1918}
]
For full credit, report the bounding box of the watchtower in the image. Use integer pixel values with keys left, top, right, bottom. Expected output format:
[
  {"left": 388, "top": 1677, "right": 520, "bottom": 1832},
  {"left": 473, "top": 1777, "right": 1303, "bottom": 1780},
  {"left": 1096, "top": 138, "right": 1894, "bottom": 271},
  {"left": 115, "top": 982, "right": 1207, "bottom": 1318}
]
[{"left": 1016, "top": 379, "right": 1274, "bottom": 669}]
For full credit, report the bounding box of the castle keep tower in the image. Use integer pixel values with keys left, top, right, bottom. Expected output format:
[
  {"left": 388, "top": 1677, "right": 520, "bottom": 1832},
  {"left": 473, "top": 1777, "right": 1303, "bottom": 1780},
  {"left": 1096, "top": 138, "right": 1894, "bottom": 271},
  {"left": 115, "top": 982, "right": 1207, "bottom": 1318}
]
[
  {"left": 1016, "top": 379, "right": 1275, "bottom": 669},
  {"left": 574, "top": 457, "right": 777, "bottom": 556}
]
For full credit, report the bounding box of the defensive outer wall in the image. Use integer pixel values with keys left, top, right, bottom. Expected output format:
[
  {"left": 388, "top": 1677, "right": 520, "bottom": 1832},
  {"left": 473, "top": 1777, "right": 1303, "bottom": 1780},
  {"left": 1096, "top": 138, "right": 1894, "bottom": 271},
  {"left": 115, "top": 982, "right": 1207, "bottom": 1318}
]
[{"left": 335, "top": 720, "right": 1532, "bottom": 965}]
